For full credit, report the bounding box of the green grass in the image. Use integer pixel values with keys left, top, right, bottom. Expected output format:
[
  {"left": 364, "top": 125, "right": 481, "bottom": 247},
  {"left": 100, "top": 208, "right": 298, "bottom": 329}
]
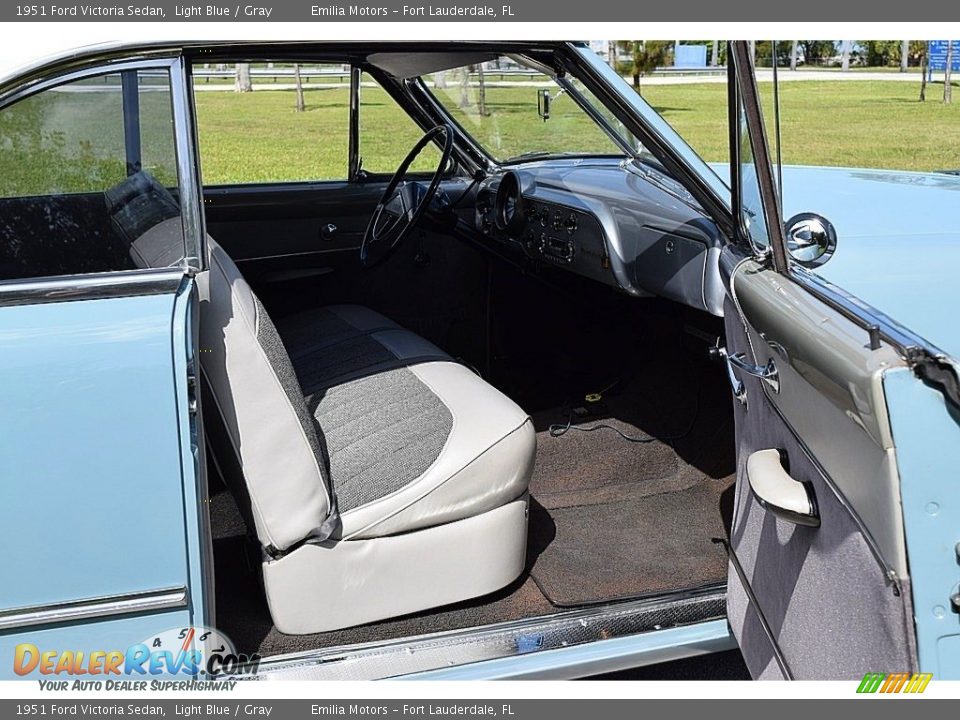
[
  {"left": 193, "top": 80, "right": 960, "bottom": 185},
  {"left": 4, "top": 78, "right": 960, "bottom": 196},
  {"left": 639, "top": 80, "right": 960, "bottom": 171}
]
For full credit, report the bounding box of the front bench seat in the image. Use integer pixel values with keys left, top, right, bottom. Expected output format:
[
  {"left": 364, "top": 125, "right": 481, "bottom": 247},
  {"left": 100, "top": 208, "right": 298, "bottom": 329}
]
[{"left": 198, "top": 239, "right": 535, "bottom": 634}]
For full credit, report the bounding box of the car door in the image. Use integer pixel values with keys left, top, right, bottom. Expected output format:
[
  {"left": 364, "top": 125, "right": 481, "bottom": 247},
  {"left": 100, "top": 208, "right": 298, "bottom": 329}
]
[
  {"left": 0, "top": 58, "right": 211, "bottom": 678},
  {"left": 718, "top": 41, "right": 934, "bottom": 680}
]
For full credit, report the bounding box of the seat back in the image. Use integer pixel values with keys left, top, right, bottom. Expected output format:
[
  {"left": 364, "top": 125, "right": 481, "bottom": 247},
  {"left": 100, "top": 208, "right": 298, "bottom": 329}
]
[
  {"left": 103, "top": 173, "right": 336, "bottom": 554},
  {"left": 198, "top": 239, "right": 337, "bottom": 554}
]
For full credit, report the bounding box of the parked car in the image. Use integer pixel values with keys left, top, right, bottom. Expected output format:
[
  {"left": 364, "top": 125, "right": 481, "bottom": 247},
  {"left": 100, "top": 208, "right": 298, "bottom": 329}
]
[{"left": 1, "top": 40, "right": 957, "bottom": 681}]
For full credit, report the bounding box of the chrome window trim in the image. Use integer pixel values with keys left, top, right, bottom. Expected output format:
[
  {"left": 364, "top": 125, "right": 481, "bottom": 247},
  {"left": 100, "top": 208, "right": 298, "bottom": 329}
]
[
  {"left": 0, "top": 267, "right": 185, "bottom": 307},
  {"left": 173, "top": 56, "right": 205, "bottom": 272},
  {"left": 0, "top": 586, "right": 188, "bottom": 631}
]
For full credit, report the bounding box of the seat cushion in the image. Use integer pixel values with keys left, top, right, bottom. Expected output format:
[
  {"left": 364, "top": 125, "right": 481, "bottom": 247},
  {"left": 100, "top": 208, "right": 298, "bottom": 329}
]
[{"left": 278, "top": 305, "right": 536, "bottom": 540}]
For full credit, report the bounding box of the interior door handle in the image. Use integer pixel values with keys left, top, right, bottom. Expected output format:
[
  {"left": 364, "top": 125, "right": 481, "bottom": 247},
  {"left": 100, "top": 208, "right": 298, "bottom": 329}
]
[
  {"left": 727, "top": 352, "right": 779, "bottom": 393},
  {"left": 746, "top": 449, "right": 820, "bottom": 527}
]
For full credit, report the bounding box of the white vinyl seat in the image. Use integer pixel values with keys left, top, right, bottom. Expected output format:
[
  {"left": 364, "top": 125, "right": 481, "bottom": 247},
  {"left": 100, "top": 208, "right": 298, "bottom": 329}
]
[{"left": 197, "top": 238, "right": 535, "bottom": 634}]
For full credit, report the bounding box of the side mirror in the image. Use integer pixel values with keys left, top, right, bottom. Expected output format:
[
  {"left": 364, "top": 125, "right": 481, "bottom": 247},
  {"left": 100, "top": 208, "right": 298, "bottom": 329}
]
[
  {"left": 784, "top": 212, "right": 837, "bottom": 267},
  {"left": 537, "top": 88, "right": 551, "bottom": 121}
]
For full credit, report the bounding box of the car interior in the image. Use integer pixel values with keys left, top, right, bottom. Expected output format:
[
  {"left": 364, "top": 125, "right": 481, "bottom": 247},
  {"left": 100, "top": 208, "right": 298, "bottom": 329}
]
[
  {"left": 0, "top": 43, "right": 738, "bottom": 661},
  {"left": 191, "top": 47, "right": 738, "bottom": 659}
]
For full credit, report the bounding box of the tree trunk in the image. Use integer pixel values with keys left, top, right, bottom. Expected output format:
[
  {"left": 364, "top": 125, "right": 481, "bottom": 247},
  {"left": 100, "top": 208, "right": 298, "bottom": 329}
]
[
  {"left": 790, "top": 41, "right": 799, "bottom": 70},
  {"left": 434, "top": 70, "right": 447, "bottom": 89},
  {"left": 293, "top": 63, "right": 305, "bottom": 112},
  {"left": 477, "top": 64, "right": 488, "bottom": 116},
  {"left": 749, "top": 40, "right": 756, "bottom": 63},
  {"left": 840, "top": 41, "right": 850, "bottom": 72},
  {"left": 234, "top": 63, "right": 252, "bottom": 93},
  {"left": 920, "top": 50, "right": 927, "bottom": 101},
  {"left": 945, "top": 42, "right": 954, "bottom": 104},
  {"left": 711, "top": 40, "right": 719, "bottom": 67},
  {"left": 633, "top": 41, "right": 641, "bottom": 89},
  {"left": 458, "top": 66, "right": 472, "bottom": 108},
  {"left": 901, "top": 40, "right": 910, "bottom": 72}
]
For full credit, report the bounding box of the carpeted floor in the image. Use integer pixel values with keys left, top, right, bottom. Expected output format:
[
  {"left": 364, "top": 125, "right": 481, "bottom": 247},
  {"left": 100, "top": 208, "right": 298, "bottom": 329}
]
[
  {"left": 525, "top": 359, "right": 735, "bottom": 606},
  {"left": 209, "top": 357, "right": 736, "bottom": 657}
]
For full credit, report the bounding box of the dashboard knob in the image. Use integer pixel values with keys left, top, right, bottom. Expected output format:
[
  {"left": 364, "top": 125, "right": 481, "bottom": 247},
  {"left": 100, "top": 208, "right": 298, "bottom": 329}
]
[{"left": 565, "top": 214, "right": 578, "bottom": 233}]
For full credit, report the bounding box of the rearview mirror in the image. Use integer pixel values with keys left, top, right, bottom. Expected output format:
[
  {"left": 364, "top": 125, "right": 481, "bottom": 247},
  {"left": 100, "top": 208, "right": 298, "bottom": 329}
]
[
  {"left": 537, "top": 88, "right": 551, "bottom": 121},
  {"left": 784, "top": 212, "right": 837, "bottom": 267}
]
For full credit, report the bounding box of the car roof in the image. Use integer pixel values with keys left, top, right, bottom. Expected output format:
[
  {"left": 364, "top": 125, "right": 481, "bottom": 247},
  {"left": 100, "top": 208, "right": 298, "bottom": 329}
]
[{"left": 0, "top": 40, "right": 574, "bottom": 90}]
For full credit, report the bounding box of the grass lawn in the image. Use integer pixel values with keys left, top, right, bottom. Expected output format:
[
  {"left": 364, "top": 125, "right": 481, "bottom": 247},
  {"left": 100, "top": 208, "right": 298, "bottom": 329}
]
[
  {"left": 192, "top": 80, "right": 960, "bottom": 186},
  {"left": 5, "top": 79, "right": 959, "bottom": 194}
]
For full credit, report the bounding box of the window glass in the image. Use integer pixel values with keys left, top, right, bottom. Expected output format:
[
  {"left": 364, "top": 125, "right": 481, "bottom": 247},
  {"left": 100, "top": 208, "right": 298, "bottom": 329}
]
[
  {"left": 359, "top": 72, "right": 440, "bottom": 174},
  {"left": 737, "top": 100, "right": 769, "bottom": 250},
  {"left": 0, "top": 68, "right": 185, "bottom": 281},
  {"left": 193, "top": 62, "right": 350, "bottom": 183},
  {"left": 422, "top": 59, "right": 624, "bottom": 163}
]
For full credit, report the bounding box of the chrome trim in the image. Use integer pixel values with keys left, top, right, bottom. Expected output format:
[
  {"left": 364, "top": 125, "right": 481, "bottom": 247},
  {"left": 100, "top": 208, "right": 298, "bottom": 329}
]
[
  {"left": 173, "top": 57, "right": 206, "bottom": 273},
  {"left": 0, "top": 57, "right": 178, "bottom": 112},
  {"left": 726, "top": 351, "right": 779, "bottom": 394},
  {"left": 0, "top": 586, "right": 188, "bottom": 631},
  {"left": 0, "top": 268, "right": 186, "bottom": 307},
  {"left": 250, "top": 585, "right": 726, "bottom": 681},
  {"left": 400, "top": 619, "right": 736, "bottom": 681}
]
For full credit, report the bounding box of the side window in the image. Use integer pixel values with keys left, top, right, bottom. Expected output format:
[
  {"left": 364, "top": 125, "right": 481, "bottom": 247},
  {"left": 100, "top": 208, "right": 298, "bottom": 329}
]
[
  {"left": 0, "top": 68, "right": 185, "bottom": 280},
  {"left": 359, "top": 72, "right": 440, "bottom": 174},
  {"left": 193, "top": 62, "right": 350, "bottom": 184}
]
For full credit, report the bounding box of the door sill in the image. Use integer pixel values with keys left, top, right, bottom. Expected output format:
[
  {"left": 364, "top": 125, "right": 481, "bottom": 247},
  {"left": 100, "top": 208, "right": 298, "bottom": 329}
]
[{"left": 248, "top": 583, "right": 728, "bottom": 681}]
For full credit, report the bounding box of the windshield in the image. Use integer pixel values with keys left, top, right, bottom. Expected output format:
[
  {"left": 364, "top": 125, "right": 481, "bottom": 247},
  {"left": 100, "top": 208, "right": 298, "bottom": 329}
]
[{"left": 419, "top": 56, "right": 640, "bottom": 163}]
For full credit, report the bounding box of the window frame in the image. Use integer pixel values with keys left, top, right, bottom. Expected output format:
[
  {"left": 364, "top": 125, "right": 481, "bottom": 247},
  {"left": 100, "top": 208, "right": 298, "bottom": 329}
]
[
  {"left": 187, "top": 59, "right": 462, "bottom": 190},
  {"left": 0, "top": 55, "right": 204, "bottom": 283}
]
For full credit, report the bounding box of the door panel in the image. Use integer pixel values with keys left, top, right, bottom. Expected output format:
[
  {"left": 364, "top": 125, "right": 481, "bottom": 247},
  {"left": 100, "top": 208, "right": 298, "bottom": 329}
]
[
  {"left": 723, "top": 41, "right": 918, "bottom": 679},
  {"left": 723, "top": 271, "right": 917, "bottom": 679},
  {"left": 0, "top": 276, "right": 206, "bottom": 677}
]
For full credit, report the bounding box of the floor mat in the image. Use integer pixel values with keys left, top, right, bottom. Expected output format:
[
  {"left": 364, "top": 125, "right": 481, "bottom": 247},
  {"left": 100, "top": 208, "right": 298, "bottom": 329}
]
[
  {"left": 529, "top": 479, "right": 733, "bottom": 606},
  {"left": 527, "top": 359, "right": 736, "bottom": 606}
]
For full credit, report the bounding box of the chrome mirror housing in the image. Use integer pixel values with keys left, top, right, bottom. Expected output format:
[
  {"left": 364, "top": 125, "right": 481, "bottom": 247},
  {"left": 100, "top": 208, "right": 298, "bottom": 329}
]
[{"left": 784, "top": 212, "right": 837, "bottom": 267}]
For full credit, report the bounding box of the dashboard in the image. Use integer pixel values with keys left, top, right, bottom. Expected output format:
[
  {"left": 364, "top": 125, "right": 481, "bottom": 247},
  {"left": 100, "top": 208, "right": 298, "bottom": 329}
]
[{"left": 471, "top": 159, "right": 727, "bottom": 316}]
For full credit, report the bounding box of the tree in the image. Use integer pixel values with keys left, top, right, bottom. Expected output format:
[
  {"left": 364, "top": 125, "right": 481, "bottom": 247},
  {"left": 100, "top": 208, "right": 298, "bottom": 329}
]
[
  {"left": 293, "top": 63, "right": 305, "bottom": 112},
  {"left": 945, "top": 42, "right": 954, "bottom": 105},
  {"left": 616, "top": 41, "right": 671, "bottom": 90},
  {"left": 234, "top": 63, "right": 252, "bottom": 93},
  {"left": 790, "top": 41, "right": 799, "bottom": 70},
  {"left": 711, "top": 41, "right": 719, "bottom": 67},
  {"left": 797, "top": 41, "right": 836, "bottom": 67},
  {"left": 920, "top": 47, "right": 928, "bottom": 102},
  {"left": 476, "top": 64, "right": 489, "bottom": 117},
  {"left": 840, "top": 40, "right": 851, "bottom": 71},
  {"left": 901, "top": 40, "right": 910, "bottom": 72}
]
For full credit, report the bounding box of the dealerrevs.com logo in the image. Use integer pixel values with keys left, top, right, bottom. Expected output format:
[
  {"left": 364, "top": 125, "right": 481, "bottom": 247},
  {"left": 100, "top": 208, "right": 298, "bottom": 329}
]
[{"left": 13, "top": 626, "right": 260, "bottom": 680}]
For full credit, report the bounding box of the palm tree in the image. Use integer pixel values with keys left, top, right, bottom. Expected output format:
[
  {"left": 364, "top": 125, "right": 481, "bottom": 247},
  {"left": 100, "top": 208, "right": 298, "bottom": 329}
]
[
  {"left": 711, "top": 41, "right": 719, "bottom": 67},
  {"left": 901, "top": 40, "right": 910, "bottom": 72},
  {"left": 840, "top": 41, "right": 851, "bottom": 72},
  {"left": 790, "top": 41, "right": 799, "bottom": 70}
]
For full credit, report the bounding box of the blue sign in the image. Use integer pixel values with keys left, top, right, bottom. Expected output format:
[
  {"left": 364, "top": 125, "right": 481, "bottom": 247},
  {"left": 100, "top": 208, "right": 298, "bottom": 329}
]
[
  {"left": 674, "top": 44, "right": 708, "bottom": 69},
  {"left": 928, "top": 40, "right": 960, "bottom": 73}
]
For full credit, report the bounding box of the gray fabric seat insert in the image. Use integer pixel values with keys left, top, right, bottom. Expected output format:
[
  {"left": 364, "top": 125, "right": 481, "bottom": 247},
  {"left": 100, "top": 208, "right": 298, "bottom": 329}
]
[{"left": 308, "top": 367, "right": 453, "bottom": 512}]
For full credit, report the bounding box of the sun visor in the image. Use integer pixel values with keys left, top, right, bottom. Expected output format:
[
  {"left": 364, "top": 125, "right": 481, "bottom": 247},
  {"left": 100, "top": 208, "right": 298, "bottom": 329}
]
[{"left": 367, "top": 52, "right": 500, "bottom": 79}]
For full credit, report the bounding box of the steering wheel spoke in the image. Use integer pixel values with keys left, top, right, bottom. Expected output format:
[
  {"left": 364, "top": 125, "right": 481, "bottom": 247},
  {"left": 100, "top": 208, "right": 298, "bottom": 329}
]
[{"left": 360, "top": 125, "right": 454, "bottom": 268}]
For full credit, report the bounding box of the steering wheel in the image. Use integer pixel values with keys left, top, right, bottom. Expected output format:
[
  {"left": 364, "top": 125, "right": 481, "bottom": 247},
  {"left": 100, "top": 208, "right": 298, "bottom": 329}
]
[{"left": 360, "top": 124, "right": 455, "bottom": 268}]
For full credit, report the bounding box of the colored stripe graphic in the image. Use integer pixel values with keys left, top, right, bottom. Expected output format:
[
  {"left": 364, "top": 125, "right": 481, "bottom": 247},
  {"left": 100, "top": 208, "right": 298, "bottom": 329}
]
[{"left": 857, "top": 672, "right": 933, "bottom": 694}]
